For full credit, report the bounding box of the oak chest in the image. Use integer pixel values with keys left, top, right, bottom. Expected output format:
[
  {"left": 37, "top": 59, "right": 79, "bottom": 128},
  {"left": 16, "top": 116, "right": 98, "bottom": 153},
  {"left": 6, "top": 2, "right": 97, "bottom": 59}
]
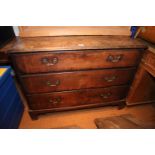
[{"left": 9, "top": 36, "right": 146, "bottom": 119}]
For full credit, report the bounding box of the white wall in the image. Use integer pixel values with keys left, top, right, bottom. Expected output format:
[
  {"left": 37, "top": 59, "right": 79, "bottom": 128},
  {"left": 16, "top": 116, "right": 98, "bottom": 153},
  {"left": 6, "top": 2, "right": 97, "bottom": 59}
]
[{"left": 13, "top": 26, "right": 19, "bottom": 36}]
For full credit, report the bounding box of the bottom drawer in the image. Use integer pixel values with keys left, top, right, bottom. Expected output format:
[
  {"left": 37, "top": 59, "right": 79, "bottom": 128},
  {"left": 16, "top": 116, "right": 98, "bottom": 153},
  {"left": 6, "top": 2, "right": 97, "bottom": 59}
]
[{"left": 27, "top": 85, "right": 128, "bottom": 110}]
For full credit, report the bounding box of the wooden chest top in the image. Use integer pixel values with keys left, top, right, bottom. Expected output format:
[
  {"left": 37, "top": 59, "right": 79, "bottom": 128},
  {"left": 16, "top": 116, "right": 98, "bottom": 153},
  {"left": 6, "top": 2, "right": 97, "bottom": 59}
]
[{"left": 8, "top": 35, "right": 146, "bottom": 53}]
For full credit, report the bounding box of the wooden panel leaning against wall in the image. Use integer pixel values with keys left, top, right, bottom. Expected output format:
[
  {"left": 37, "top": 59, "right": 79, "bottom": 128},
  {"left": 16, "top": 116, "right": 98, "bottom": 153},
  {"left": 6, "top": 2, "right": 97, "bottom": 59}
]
[
  {"left": 127, "top": 26, "right": 155, "bottom": 105},
  {"left": 138, "top": 26, "right": 155, "bottom": 43},
  {"left": 19, "top": 26, "right": 131, "bottom": 37},
  {"left": 126, "top": 50, "right": 155, "bottom": 105}
]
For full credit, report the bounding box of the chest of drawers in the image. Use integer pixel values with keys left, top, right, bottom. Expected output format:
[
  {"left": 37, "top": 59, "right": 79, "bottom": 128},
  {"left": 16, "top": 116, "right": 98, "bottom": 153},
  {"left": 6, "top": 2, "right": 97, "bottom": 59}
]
[{"left": 9, "top": 36, "right": 146, "bottom": 119}]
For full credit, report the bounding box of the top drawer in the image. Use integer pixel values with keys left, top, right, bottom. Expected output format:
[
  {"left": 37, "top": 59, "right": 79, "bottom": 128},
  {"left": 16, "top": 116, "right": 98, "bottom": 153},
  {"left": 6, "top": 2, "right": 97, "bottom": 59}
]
[{"left": 11, "top": 49, "right": 143, "bottom": 74}]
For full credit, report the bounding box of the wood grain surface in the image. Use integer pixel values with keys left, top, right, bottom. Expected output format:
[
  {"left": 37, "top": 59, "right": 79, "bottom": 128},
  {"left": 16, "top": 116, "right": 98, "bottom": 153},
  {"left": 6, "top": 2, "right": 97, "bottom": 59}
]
[
  {"left": 21, "top": 68, "right": 135, "bottom": 93},
  {"left": 19, "top": 26, "right": 131, "bottom": 37},
  {"left": 27, "top": 85, "right": 128, "bottom": 110},
  {"left": 9, "top": 35, "right": 146, "bottom": 53},
  {"left": 11, "top": 49, "right": 143, "bottom": 74}
]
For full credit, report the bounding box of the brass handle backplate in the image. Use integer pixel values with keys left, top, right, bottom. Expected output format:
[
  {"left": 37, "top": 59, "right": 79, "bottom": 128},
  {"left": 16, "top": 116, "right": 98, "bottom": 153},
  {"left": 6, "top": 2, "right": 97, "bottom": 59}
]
[
  {"left": 106, "top": 55, "right": 123, "bottom": 63},
  {"left": 41, "top": 57, "right": 58, "bottom": 66},
  {"left": 104, "top": 76, "right": 117, "bottom": 82},
  {"left": 100, "top": 93, "right": 111, "bottom": 99},
  {"left": 46, "top": 80, "right": 60, "bottom": 87},
  {"left": 49, "top": 97, "right": 61, "bottom": 105}
]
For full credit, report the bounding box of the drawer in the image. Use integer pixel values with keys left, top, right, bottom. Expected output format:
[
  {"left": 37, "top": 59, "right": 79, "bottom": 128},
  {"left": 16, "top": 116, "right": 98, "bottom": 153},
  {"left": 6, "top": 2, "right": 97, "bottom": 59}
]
[
  {"left": 27, "top": 85, "right": 128, "bottom": 110},
  {"left": 21, "top": 68, "right": 135, "bottom": 93},
  {"left": 12, "top": 49, "right": 142, "bottom": 74}
]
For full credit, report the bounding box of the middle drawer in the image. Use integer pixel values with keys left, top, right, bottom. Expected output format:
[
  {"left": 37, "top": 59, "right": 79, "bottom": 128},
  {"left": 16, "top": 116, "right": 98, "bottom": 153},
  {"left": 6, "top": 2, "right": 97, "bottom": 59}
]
[{"left": 21, "top": 68, "right": 135, "bottom": 94}]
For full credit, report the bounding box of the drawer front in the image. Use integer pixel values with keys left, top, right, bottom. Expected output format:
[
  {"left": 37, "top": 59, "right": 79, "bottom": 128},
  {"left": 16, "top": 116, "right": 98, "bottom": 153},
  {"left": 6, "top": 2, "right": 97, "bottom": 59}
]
[
  {"left": 12, "top": 49, "right": 142, "bottom": 74},
  {"left": 21, "top": 68, "right": 135, "bottom": 93},
  {"left": 27, "top": 85, "right": 128, "bottom": 110}
]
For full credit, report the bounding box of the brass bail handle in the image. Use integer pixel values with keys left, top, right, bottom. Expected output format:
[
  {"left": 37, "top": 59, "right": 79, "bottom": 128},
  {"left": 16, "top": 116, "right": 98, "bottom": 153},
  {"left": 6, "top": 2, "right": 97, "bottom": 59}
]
[
  {"left": 106, "top": 54, "right": 123, "bottom": 63},
  {"left": 41, "top": 57, "right": 58, "bottom": 66},
  {"left": 46, "top": 80, "right": 60, "bottom": 87},
  {"left": 49, "top": 97, "right": 61, "bottom": 105},
  {"left": 104, "top": 76, "right": 117, "bottom": 82},
  {"left": 100, "top": 92, "right": 111, "bottom": 99}
]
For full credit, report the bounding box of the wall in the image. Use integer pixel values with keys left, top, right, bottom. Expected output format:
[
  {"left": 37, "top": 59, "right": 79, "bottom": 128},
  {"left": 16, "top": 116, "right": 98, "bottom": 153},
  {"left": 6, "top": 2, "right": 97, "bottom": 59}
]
[{"left": 13, "top": 26, "right": 19, "bottom": 36}]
